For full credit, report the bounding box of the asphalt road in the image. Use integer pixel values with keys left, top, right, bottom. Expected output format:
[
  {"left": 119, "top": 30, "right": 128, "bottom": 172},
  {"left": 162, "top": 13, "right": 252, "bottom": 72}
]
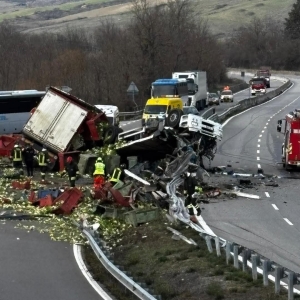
[
  {"left": 203, "top": 74, "right": 300, "bottom": 274},
  {"left": 0, "top": 220, "right": 101, "bottom": 300}
]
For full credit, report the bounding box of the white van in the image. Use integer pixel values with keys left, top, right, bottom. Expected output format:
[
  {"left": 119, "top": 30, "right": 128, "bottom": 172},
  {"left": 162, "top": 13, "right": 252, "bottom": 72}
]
[{"left": 95, "top": 105, "right": 119, "bottom": 126}]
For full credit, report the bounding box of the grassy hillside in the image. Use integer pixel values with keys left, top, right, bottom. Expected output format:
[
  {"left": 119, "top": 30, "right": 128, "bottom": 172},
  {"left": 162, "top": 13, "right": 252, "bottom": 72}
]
[{"left": 0, "top": 0, "right": 295, "bottom": 36}]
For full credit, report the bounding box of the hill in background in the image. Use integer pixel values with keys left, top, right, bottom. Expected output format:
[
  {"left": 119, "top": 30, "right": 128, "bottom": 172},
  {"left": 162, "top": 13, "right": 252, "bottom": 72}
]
[{"left": 1, "top": 0, "right": 295, "bottom": 37}]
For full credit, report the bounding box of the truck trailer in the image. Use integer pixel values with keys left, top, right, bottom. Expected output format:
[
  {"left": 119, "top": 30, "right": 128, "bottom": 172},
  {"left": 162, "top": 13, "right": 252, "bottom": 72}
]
[
  {"left": 172, "top": 71, "right": 208, "bottom": 110},
  {"left": 22, "top": 86, "right": 119, "bottom": 171}
]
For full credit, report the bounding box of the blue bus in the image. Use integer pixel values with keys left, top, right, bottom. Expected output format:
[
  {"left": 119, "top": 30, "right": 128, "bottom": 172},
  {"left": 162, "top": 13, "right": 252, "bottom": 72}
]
[
  {"left": 151, "top": 79, "right": 188, "bottom": 99},
  {"left": 0, "top": 90, "right": 46, "bottom": 134}
]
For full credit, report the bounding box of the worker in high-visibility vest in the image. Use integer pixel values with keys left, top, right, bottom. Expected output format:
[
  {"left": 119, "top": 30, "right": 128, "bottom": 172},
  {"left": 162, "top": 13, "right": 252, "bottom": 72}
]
[
  {"left": 38, "top": 147, "right": 49, "bottom": 180},
  {"left": 10, "top": 144, "right": 23, "bottom": 169},
  {"left": 93, "top": 157, "right": 105, "bottom": 187}
]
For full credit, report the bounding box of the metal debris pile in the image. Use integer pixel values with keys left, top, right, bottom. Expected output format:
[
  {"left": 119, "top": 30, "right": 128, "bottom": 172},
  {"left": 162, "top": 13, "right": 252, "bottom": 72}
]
[{"left": 0, "top": 111, "right": 256, "bottom": 243}]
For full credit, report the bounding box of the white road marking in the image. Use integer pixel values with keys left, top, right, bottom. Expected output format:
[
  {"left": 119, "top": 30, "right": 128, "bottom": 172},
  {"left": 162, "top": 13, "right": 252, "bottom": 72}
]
[
  {"left": 73, "top": 245, "right": 113, "bottom": 299},
  {"left": 257, "top": 157, "right": 260, "bottom": 160},
  {"left": 262, "top": 130, "right": 264, "bottom": 133},
  {"left": 258, "top": 139, "right": 261, "bottom": 142},
  {"left": 258, "top": 164, "right": 261, "bottom": 169},
  {"left": 259, "top": 135, "right": 262, "bottom": 137},
  {"left": 268, "top": 119, "right": 270, "bottom": 121},
  {"left": 272, "top": 204, "right": 279, "bottom": 210},
  {"left": 266, "top": 123, "right": 269, "bottom": 125},
  {"left": 257, "top": 150, "right": 260, "bottom": 153},
  {"left": 264, "top": 126, "right": 267, "bottom": 129},
  {"left": 265, "top": 192, "right": 270, "bottom": 198},
  {"left": 257, "top": 144, "right": 260, "bottom": 147},
  {"left": 283, "top": 218, "right": 293, "bottom": 226}
]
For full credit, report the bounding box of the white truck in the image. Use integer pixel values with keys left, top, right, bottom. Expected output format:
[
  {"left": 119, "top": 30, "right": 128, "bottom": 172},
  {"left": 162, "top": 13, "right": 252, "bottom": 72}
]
[{"left": 172, "top": 71, "right": 208, "bottom": 110}]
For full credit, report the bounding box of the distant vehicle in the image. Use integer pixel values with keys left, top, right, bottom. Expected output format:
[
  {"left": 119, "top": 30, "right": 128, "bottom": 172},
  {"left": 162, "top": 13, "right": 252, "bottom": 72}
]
[
  {"left": 220, "top": 89, "right": 233, "bottom": 103},
  {"left": 182, "top": 106, "right": 200, "bottom": 116},
  {"left": 208, "top": 93, "right": 220, "bottom": 105},
  {"left": 151, "top": 79, "right": 188, "bottom": 101},
  {"left": 256, "top": 66, "right": 271, "bottom": 88},
  {"left": 250, "top": 77, "right": 267, "bottom": 96},
  {"left": 0, "top": 90, "right": 45, "bottom": 134}
]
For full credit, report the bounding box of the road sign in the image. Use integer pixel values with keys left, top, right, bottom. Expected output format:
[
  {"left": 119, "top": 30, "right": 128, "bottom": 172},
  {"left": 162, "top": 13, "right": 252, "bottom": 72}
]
[{"left": 127, "top": 82, "right": 139, "bottom": 94}]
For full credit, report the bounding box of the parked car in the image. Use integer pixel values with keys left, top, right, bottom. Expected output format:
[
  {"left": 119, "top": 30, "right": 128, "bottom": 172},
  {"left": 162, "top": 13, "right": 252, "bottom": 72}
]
[
  {"left": 183, "top": 106, "right": 200, "bottom": 116},
  {"left": 208, "top": 93, "right": 220, "bottom": 105}
]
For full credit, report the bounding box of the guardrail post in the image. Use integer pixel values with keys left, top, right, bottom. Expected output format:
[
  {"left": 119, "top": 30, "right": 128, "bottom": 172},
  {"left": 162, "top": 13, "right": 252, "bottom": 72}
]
[
  {"left": 215, "top": 237, "right": 221, "bottom": 256},
  {"left": 226, "top": 242, "right": 232, "bottom": 265},
  {"left": 242, "top": 249, "right": 249, "bottom": 272},
  {"left": 251, "top": 254, "right": 258, "bottom": 281},
  {"left": 205, "top": 235, "right": 213, "bottom": 253},
  {"left": 233, "top": 245, "right": 239, "bottom": 269},
  {"left": 262, "top": 259, "right": 269, "bottom": 286},
  {"left": 274, "top": 266, "right": 283, "bottom": 294},
  {"left": 288, "top": 271, "right": 295, "bottom": 300}
]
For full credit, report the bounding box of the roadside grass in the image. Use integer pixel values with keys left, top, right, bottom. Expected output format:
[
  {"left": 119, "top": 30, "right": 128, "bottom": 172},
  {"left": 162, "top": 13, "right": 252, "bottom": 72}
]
[{"left": 82, "top": 217, "right": 291, "bottom": 299}]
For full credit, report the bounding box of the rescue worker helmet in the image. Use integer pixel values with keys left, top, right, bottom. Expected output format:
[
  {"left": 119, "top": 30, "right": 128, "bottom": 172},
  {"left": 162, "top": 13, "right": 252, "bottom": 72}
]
[
  {"left": 67, "top": 156, "right": 73, "bottom": 163},
  {"left": 14, "top": 144, "right": 19, "bottom": 148},
  {"left": 96, "top": 157, "right": 103, "bottom": 162},
  {"left": 120, "top": 164, "right": 126, "bottom": 169}
]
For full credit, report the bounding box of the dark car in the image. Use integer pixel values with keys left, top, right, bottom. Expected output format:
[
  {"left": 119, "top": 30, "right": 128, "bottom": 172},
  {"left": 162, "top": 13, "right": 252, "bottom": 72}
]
[{"left": 208, "top": 93, "right": 220, "bottom": 105}]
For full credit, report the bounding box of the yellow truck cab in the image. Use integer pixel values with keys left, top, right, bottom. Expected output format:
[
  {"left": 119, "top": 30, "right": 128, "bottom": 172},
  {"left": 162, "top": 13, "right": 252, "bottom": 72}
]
[{"left": 142, "top": 97, "right": 183, "bottom": 122}]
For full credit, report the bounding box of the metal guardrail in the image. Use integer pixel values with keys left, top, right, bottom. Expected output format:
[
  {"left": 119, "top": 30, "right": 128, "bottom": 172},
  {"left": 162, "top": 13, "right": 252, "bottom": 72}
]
[
  {"left": 200, "top": 230, "right": 300, "bottom": 298},
  {"left": 75, "top": 220, "right": 161, "bottom": 300},
  {"left": 119, "top": 109, "right": 144, "bottom": 121}
]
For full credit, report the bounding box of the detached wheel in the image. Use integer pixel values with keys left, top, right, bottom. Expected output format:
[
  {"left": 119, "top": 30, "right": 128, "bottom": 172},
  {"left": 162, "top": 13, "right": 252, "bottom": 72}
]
[
  {"left": 103, "top": 125, "right": 118, "bottom": 144},
  {"left": 166, "top": 109, "right": 183, "bottom": 128}
]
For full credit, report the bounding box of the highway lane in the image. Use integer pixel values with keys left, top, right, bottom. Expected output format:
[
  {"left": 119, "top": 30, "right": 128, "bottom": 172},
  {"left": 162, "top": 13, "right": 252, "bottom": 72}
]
[
  {"left": 203, "top": 74, "right": 300, "bottom": 273},
  {"left": 0, "top": 221, "right": 101, "bottom": 300}
]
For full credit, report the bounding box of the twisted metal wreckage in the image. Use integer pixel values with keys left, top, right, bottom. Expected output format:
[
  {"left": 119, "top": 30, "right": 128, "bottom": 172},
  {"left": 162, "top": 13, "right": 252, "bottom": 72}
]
[{"left": 111, "top": 115, "right": 223, "bottom": 229}]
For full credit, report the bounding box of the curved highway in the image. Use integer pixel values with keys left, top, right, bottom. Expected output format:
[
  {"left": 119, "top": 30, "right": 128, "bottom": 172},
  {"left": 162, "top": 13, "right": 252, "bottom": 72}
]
[
  {"left": 120, "top": 74, "right": 283, "bottom": 132},
  {"left": 0, "top": 221, "right": 102, "bottom": 299},
  {"left": 204, "top": 74, "right": 300, "bottom": 273}
]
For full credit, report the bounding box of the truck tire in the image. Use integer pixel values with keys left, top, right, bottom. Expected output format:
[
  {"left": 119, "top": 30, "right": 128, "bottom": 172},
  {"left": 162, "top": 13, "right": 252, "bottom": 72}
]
[
  {"left": 166, "top": 109, "right": 183, "bottom": 128},
  {"left": 103, "top": 125, "right": 118, "bottom": 144}
]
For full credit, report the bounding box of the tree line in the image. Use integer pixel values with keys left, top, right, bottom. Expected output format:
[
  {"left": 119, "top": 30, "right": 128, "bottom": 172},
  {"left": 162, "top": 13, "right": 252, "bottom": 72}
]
[{"left": 1, "top": 0, "right": 299, "bottom": 110}]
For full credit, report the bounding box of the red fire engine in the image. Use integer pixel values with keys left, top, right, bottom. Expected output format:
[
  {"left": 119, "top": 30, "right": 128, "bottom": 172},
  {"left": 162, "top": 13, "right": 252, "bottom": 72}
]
[{"left": 277, "top": 109, "right": 300, "bottom": 170}]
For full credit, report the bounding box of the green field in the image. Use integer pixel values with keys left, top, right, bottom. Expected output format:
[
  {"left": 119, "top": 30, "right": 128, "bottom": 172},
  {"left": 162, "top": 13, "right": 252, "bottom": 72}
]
[{"left": 0, "top": 0, "right": 295, "bottom": 37}]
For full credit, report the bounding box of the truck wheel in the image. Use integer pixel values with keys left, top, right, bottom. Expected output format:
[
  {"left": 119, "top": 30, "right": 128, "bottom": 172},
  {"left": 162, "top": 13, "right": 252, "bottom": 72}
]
[
  {"left": 166, "top": 109, "right": 183, "bottom": 128},
  {"left": 104, "top": 125, "right": 118, "bottom": 144}
]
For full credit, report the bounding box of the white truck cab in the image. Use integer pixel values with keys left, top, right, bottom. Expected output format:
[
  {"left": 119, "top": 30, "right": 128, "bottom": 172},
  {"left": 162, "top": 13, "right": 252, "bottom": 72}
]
[{"left": 95, "top": 105, "right": 119, "bottom": 126}]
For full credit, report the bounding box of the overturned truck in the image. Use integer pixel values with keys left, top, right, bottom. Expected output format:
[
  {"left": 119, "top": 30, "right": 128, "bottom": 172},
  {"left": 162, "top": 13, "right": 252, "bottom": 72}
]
[
  {"left": 116, "top": 113, "right": 223, "bottom": 168},
  {"left": 22, "top": 87, "right": 121, "bottom": 171}
]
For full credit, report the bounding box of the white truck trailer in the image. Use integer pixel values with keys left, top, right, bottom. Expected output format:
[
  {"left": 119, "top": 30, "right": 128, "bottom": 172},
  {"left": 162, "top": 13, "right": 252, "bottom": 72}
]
[{"left": 172, "top": 71, "right": 208, "bottom": 110}]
